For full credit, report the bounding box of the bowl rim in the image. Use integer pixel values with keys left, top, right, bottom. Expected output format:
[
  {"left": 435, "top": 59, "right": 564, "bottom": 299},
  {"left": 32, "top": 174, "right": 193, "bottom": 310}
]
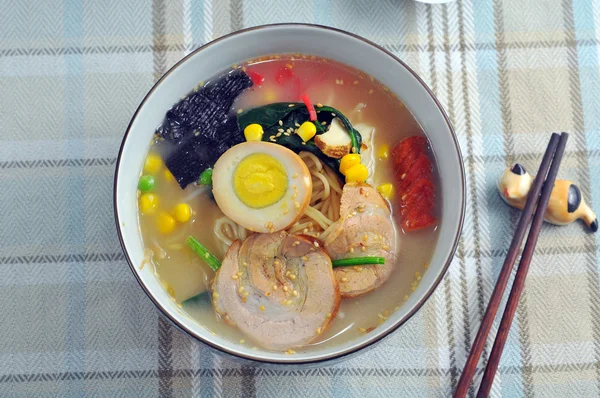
[{"left": 114, "top": 22, "right": 466, "bottom": 365}]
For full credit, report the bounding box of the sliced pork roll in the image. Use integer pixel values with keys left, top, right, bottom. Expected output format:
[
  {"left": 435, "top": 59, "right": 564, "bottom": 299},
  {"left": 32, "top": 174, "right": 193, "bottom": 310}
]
[
  {"left": 212, "top": 232, "right": 340, "bottom": 351},
  {"left": 324, "top": 182, "right": 397, "bottom": 298}
]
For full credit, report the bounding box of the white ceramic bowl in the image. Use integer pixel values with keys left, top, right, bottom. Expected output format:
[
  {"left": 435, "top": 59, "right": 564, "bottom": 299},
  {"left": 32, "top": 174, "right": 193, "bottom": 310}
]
[{"left": 114, "top": 24, "right": 465, "bottom": 364}]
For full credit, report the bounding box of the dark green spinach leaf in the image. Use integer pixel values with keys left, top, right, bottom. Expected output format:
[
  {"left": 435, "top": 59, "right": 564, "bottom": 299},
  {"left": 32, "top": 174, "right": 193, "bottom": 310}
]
[{"left": 237, "top": 102, "right": 362, "bottom": 177}]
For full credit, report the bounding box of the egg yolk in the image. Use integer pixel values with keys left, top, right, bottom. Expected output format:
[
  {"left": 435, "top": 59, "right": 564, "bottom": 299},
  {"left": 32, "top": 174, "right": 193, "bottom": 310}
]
[{"left": 233, "top": 153, "right": 288, "bottom": 208}]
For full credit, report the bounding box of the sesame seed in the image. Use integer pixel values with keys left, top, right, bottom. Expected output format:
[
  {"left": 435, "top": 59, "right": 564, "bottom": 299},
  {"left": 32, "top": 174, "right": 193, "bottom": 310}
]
[
  {"left": 282, "top": 286, "right": 289, "bottom": 293},
  {"left": 350, "top": 247, "right": 355, "bottom": 253},
  {"left": 204, "top": 252, "right": 209, "bottom": 258},
  {"left": 382, "top": 245, "right": 389, "bottom": 250},
  {"left": 289, "top": 274, "right": 296, "bottom": 280},
  {"left": 240, "top": 339, "right": 245, "bottom": 344},
  {"left": 284, "top": 132, "right": 291, "bottom": 136},
  {"left": 295, "top": 122, "right": 301, "bottom": 127},
  {"left": 368, "top": 89, "right": 374, "bottom": 95},
  {"left": 313, "top": 241, "right": 320, "bottom": 248},
  {"left": 351, "top": 146, "right": 357, "bottom": 153},
  {"left": 285, "top": 349, "right": 296, "bottom": 354},
  {"left": 278, "top": 128, "right": 284, "bottom": 133},
  {"left": 241, "top": 297, "right": 247, "bottom": 303},
  {"left": 302, "top": 256, "right": 308, "bottom": 261},
  {"left": 358, "top": 208, "right": 365, "bottom": 213},
  {"left": 363, "top": 234, "right": 368, "bottom": 241},
  {"left": 232, "top": 274, "right": 239, "bottom": 280},
  {"left": 278, "top": 120, "right": 283, "bottom": 126},
  {"left": 354, "top": 266, "right": 362, "bottom": 272},
  {"left": 244, "top": 291, "right": 249, "bottom": 297},
  {"left": 238, "top": 286, "right": 244, "bottom": 293},
  {"left": 237, "top": 271, "right": 243, "bottom": 276},
  {"left": 321, "top": 121, "right": 327, "bottom": 125},
  {"left": 287, "top": 300, "right": 294, "bottom": 305},
  {"left": 317, "top": 103, "right": 323, "bottom": 107},
  {"left": 361, "top": 246, "right": 367, "bottom": 252},
  {"left": 326, "top": 312, "right": 332, "bottom": 319},
  {"left": 378, "top": 313, "right": 384, "bottom": 319},
  {"left": 359, "top": 327, "right": 366, "bottom": 333},
  {"left": 292, "top": 290, "right": 298, "bottom": 296},
  {"left": 260, "top": 305, "right": 265, "bottom": 311},
  {"left": 316, "top": 327, "right": 322, "bottom": 334},
  {"left": 401, "top": 173, "right": 406, "bottom": 180},
  {"left": 384, "top": 310, "right": 390, "bottom": 317},
  {"left": 352, "top": 211, "right": 357, "bottom": 216},
  {"left": 265, "top": 291, "right": 271, "bottom": 296},
  {"left": 212, "top": 292, "right": 219, "bottom": 299},
  {"left": 294, "top": 202, "right": 300, "bottom": 208},
  {"left": 341, "top": 277, "right": 348, "bottom": 282},
  {"left": 301, "top": 142, "right": 306, "bottom": 145},
  {"left": 243, "top": 262, "right": 248, "bottom": 266},
  {"left": 331, "top": 113, "right": 336, "bottom": 117},
  {"left": 237, "top": 108, "right": 243, "bottom": 114},
  {"left": 303, "top": 228, "right": 309, "bottom": 233},
  {"left": 293, "top": 172, "right": 298, "bottom": 178},
  {"left": 273, "top": 285, "right": 278, "bottom": 290},
  {"left": 288, "top": 104, "right": 295, "bottom": 107},
  {"left": 274, "top": 260, "right": 280, "bottom": 265},
  {"left": 353, "top": 80, "right": 359, "bottom": 85},
  {"left": 404, "top": 295, "right": 409, "bottom": 301},
  {"left": 283, "top": 208, "right": 289, "bottom": 215}
]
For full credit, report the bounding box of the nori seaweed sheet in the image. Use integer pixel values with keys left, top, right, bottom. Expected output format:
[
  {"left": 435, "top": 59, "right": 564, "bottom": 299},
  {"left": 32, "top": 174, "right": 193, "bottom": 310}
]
[{"left": 156, "top": 69, "right": 253, "bottom": 188}]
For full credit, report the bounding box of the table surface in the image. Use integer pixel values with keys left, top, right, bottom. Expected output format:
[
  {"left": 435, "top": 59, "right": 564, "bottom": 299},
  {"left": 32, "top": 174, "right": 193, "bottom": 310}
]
[{"left": 3, "top": 0, "right": 600, "bottom": 396}]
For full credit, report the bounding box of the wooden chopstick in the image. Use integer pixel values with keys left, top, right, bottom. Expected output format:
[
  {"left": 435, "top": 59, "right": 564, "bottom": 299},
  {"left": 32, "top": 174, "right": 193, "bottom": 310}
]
[
  {"left": 454, "top": 132, "right": 565, "bottom": 397},
  {"left": 476, "top": 132, "right": 568, "bottom": 396}
]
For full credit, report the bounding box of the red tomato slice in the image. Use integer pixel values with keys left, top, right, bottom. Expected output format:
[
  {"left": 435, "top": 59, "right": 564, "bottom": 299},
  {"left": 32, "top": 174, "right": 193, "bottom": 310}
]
[
  {"left": 396, "top": 152, "right": 433, "bottom": 194},
  {"left": 400, "top": 177, "right": 435, "bottom": 216},
  {"left": 391, "top": 136, "right": 428, "bottom": 172},
  {"left": 402, "top": 207, "right": 437, "bottom": 231}
]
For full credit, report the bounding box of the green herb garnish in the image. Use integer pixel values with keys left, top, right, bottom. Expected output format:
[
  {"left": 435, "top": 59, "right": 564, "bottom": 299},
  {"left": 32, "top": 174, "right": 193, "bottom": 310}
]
[
  {"left": 331, "top": 257, "right": 385, "bottom": 268},
  {"left": 186, "top": 236, "right": 221, "bottom": 271}
]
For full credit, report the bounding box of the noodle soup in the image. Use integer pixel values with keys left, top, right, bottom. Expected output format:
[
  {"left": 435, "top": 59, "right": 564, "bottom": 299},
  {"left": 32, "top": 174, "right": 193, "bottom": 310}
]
[{"left": 137, "top": 55, "right": 440, "bottom": 353}]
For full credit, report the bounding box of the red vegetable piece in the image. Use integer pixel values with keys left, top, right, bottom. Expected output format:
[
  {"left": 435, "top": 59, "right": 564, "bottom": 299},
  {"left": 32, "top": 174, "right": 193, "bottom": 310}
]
[
  {"left": 301, "top": 94, "right": 317, "bottom": 121},
  {"left": 247, "top": 71, "right": 264, "bottom": 86},
  {"left": 393, "top": 139, "right": 429, "bottom": 174},
  {"left": 400, "top": 177, "right": 435, "bottom": 216},
  {"left": 392, "top": 136, "right": 428, "bottom": 166},
  {"left": 402, "top": 207, "right": 436, "bottom": 231},
  {"left": 396, "top": 152, "right": 433, "bottom": 194},
  {"left": 275, "top": 66, "right": 294, "bottom": 84}
]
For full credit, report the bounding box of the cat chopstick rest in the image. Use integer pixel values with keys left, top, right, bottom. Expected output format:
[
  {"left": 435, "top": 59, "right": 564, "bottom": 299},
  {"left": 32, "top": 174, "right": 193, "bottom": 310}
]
[{"left": 498, "top": 163, "right": 598, "bottom": 232}]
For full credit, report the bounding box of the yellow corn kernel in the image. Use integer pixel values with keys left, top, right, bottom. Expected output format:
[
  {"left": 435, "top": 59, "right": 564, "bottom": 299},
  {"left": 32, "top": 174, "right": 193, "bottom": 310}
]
[
  {"left": 164, "top": 168, "right": 175, "bottom": 183},
  {"left": 156, "top": 212, "right": 176, "bottom": 234},
  {"left": 144, "top": 153, "right": 163, "bottom": 174},
  {"left": 340, "top": 154, "right": 361, "bottom": 175},
  {"left": 139, "top": 193, "right": 159, "bottom": 215},
  {"left": 345, "top": 163, "right": 369, "bottom": 183},
  {"left": 172, "top": 203, "right": 191, "bottom": 223},
  {"left": 296, "top": 121, "right": 317, "bottom": 142},
  {"left": 244, "top": 123, "right": 264, "bottom": 142},
  {"left": 377, "top": 183, "right": 394, "bottom": 199},
  {"left": 377, "top": 144, "right": 390, "bottom": 159}
]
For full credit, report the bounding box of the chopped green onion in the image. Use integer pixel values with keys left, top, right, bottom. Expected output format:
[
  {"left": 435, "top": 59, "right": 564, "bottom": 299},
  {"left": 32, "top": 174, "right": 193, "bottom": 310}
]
[
  {"left": 199, "top": 168, "right": 213, "bottom": 185},
  {"left": 331, "top": 257, "right": 385, "bottom": 268},
  {"left": 186, "top": 236, "right": 221, "bottom": 271}
]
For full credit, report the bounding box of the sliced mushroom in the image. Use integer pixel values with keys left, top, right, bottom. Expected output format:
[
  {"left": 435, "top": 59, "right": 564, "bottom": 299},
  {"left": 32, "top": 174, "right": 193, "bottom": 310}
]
[
  {"left": 212, "top": 232, "right": 340, "bottom": 351},
  {"left": 324, "top": 182, "right": 397, "bottom": 298}
]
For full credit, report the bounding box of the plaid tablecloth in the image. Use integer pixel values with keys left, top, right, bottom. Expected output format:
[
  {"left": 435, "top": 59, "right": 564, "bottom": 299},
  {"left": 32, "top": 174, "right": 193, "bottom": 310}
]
[{"left": 3, "top": 0, "right": 600, "bottom": 396}]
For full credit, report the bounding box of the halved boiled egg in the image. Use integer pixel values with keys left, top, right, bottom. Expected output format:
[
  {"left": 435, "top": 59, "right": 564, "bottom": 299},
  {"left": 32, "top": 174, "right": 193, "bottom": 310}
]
[{"left": 212, "top": 142, "right": 312, "bottom": 233}]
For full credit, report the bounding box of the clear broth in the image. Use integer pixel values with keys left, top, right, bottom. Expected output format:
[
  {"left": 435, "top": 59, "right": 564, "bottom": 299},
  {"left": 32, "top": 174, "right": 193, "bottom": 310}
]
[{"left": 138, "top": 55, "right": 440, "bottom": 352}]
